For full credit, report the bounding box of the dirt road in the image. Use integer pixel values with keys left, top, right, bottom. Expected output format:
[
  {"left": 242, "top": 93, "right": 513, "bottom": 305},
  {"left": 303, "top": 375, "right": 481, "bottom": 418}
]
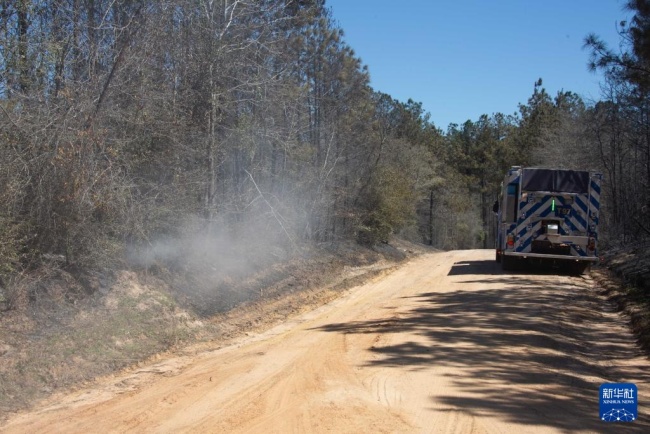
[{"left": 3, "top": 250, "right": 649, "bottom": 433}]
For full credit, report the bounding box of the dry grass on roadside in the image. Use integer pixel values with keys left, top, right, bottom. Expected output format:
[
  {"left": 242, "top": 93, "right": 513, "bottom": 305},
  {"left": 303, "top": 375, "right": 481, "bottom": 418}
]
[
  {"left": 595, "top": 242, "right": 650, "bottom": 354},
  {"left": 592, "top": 261, "right": 650, "bottom": 355},
  {"left": 0, "top": 271, "right": 206, "bottom": 416}
]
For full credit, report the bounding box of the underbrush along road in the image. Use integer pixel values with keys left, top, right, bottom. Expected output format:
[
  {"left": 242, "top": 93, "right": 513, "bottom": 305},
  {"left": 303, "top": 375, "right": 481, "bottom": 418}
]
[{"left": 3, "top": 250, "right": 650, "bottom": 433}]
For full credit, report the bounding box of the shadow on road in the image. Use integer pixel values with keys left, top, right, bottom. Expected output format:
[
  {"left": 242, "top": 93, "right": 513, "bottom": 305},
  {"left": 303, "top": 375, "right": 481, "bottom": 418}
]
[
  {"left": 447, "top": 259, "right": 586, "bottom": 277},
  {"left": 314, "top": 273, "right": 650, "bottom": 432},
  {"left": 447, "top": 260, "right": 502, "bottom": 276}
]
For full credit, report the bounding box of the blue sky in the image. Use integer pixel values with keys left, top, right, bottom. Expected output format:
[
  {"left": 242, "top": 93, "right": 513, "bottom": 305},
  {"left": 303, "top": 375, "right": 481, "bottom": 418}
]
[{"left": 326, "top": 0, "right": 630, "bottom": 130}]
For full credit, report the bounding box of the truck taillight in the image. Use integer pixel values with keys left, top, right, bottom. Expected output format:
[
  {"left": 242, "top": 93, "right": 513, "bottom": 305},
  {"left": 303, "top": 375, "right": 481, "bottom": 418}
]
[{"left": 507, "top": 235, "right": 515, "bottom": 248}]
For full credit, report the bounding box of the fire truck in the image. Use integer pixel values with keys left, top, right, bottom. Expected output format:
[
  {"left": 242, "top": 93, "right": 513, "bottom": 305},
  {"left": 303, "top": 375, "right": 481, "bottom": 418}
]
[{"left": 495, "top": 167, "right": 602, "bottom": 273}]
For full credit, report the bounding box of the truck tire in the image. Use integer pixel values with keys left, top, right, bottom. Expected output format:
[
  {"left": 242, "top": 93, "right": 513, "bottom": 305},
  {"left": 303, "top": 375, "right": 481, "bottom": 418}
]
[{"left": 501, "top": 255, "right": 514, "bottom": 271}]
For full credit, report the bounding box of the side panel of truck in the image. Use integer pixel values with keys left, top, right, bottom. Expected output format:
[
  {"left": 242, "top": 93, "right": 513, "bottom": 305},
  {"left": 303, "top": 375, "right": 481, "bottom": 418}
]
[{"left": 496, "top": 167, "right": 602, "bottom": 268}]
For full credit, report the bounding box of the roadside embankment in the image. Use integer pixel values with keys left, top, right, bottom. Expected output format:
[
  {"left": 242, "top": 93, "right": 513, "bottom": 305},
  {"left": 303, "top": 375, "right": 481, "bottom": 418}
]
[
  {"left": 0, "top": 239, "right": 432, "bottom": 420},
  {"left": 593, "top": 241, "right": 650, "bottom": 353}
]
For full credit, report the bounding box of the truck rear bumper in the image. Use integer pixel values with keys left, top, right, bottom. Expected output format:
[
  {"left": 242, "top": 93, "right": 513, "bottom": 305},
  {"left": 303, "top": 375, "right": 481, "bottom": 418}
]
[{"left": 503, "top": 252, "right": 598, "bottom": 262}]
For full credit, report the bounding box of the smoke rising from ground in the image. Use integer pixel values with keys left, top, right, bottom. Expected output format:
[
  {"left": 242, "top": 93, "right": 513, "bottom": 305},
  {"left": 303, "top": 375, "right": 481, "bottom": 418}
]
[{"left": 126, "top": 200, "right": 309, "bottom": 316}]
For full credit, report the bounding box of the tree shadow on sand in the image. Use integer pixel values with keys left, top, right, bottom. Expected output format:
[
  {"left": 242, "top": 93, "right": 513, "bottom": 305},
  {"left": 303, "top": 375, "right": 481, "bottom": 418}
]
[{"left": 314, "top": 268, "right": 650, "bottom": 432}]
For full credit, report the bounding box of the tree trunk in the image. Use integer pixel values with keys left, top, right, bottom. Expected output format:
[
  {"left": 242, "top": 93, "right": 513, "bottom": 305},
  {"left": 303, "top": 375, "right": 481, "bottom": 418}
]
[{"left": 429, "top": 189, "right": 434, "bottom": 246}]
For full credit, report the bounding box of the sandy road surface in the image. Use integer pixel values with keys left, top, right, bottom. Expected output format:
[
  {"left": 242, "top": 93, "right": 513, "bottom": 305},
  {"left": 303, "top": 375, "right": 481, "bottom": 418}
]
[{"left": 3, "top": 250, "right": 650, "bottom": 433}]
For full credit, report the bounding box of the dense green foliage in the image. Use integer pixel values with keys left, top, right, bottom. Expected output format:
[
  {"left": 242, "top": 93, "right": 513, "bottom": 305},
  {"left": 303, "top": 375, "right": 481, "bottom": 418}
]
[{"left": 1, "top": 0, "right": 649, "bottom": 309}]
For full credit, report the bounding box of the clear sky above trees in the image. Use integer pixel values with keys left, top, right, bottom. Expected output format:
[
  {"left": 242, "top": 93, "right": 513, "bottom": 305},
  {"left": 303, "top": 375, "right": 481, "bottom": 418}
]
[{"left": 327, "top": 0, "right": 629, "bottom": 129}]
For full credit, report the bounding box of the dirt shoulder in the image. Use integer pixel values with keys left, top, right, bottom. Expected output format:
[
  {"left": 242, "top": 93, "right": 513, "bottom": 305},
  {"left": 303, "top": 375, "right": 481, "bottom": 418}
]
[
  {"left": 0, "top": 239, "right": 434, "bottom": 421},
  {"left": 589, "top": 241, "right": 650, "bottom": 354}
]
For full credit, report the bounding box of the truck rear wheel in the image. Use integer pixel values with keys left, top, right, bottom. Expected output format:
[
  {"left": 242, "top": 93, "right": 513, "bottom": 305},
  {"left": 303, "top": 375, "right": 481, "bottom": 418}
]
[{"left": 501, "top": 255, "right": 515, "bottom": 271}]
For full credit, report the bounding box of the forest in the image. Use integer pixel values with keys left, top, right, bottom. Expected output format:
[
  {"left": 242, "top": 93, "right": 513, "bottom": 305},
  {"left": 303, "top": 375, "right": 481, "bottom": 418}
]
[{"left": 1, "top": 0, "right": 649, "bottom": 309}]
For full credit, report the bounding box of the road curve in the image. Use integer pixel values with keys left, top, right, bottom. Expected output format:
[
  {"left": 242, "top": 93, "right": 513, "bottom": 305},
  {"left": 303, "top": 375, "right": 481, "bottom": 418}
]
[{"left": 3, "top": 250, "right": 650, "bottom": 433}]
